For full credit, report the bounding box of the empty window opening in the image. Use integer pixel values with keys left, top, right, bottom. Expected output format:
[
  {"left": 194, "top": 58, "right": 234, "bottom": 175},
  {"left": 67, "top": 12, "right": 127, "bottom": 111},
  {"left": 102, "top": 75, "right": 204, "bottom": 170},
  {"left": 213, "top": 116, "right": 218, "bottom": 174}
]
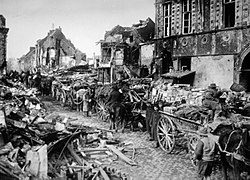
[
  {"left": 224, "top": 0, "right": 235, "bottom": 28},
  {"left": 179, "top": 57, "right": 191, "bottom": 71}
]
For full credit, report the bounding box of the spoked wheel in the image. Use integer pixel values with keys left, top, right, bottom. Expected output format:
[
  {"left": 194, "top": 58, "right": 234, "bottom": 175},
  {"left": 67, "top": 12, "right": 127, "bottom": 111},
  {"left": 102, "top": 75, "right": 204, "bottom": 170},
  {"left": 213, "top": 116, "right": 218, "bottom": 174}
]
[
  {"left": 157, "top": 116, "right": 176, "bottom": 153},
  {"left": 187, "top": 134, "right": 199, "bottom": 167},
  {"left": 95, "top": 101, "right": 109, "bottom": 121},
  {"left": 187, "top": 134, "right": 199, "bottom": 154}
]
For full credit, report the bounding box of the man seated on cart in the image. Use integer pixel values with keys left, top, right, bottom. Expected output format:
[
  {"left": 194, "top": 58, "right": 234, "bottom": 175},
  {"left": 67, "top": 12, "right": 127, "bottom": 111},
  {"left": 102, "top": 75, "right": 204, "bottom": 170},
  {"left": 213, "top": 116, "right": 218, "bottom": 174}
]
[
  {"left": 202, "top": 91, "right": 219, "bottom": 122},
  {"left": 194, "top": 127, "right": 218, "bottom": 180}
]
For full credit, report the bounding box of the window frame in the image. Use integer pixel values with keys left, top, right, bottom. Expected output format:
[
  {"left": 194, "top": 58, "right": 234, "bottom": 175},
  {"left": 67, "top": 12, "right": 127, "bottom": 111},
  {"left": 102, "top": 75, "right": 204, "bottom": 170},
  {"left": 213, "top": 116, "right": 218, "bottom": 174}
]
[
  {"left": 182, "top": 0, "right": 192, "bottom": 34},
  {"left": 163, "top": 3, "right": 172, "bottom": 37},
  {"left": 223, "top": 0, "right": 235, "bottom": 28}
]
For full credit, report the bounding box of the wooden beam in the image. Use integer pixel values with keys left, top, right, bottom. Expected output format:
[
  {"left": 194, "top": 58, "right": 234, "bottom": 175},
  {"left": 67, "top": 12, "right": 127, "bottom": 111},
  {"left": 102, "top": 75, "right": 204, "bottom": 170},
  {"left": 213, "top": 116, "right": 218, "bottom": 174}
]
[
  {"left": 67, "top": 144, "right": 83, "bottom": 166},
  {"left": 77, "top": 148, "right": 108, "bottom": 152},
  {"left": 106, "top": 145, "right": 137, "bottom": 166},
  {"left": 99, "top": 167, "right": 110, "bottom": 180},
  {"left": 66, "top": 144, "right": 92, "bottom": 169}
]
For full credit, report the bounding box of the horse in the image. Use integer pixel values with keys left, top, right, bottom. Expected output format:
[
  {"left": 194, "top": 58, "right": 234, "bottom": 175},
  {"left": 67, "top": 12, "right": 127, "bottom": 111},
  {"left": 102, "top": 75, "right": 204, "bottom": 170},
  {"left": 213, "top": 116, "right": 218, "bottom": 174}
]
[
  {"left": 108, "top": 101, "right": 146, "bottom": 132},
  {"left": 108, "top": 102, "right": 126, "bottom": 132},
  {"left": 215, "top": 124, "right": 250, "bottom": 180}
]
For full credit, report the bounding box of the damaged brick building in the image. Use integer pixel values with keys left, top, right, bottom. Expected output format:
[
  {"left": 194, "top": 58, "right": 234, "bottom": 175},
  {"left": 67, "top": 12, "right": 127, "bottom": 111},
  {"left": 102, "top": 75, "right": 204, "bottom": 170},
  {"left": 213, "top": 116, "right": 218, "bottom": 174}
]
[
  {"left": 19, "top": 27, "right": 86, "bottom": 72},
  {"left": 99, "top": 18, "right": 155, "bottom": 83},
  {"left": 154, "top": 0, "right": 250, "bottom": 91},
  {"left": 0, "top": 15, "right": 9, "bottom": 73}
]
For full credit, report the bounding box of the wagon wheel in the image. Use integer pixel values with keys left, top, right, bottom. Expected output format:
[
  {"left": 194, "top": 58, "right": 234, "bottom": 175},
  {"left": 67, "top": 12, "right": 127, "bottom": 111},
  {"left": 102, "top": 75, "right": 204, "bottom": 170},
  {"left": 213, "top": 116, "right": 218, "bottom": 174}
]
[
  {"left": 157, "top": 116, "right": 176, "bottom": 153},
  {"left": 60, "top": 89, "right": 67, "bottom": 107},
  {"left": 96, "top": 101, "right": 110, "bottom": 121},
  {"left": 187, "top": 134, "right": 199, "bottom": 167},
  {"left": 187, "top": 134, "right": 199, "bottom": 154}
]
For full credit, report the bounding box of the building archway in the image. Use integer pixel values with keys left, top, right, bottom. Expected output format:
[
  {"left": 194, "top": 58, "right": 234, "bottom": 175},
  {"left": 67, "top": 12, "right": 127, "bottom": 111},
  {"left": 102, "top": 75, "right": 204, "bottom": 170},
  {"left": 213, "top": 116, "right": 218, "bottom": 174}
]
[{"left": 239, "top": 51, "right": 250, "bottom": 92}]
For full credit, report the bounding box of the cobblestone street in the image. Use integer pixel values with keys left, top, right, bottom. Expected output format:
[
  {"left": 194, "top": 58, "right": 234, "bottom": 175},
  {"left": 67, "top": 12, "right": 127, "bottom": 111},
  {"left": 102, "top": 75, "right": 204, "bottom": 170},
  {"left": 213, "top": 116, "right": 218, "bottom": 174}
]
[{"left": 43, "top": 97, "right": 223, "bottom": 180}]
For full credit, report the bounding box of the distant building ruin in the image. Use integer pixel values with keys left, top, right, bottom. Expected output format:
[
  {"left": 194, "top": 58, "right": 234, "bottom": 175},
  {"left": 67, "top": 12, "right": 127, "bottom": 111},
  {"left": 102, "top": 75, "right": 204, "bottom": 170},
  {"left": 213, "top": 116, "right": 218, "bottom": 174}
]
[
  {"left": 0, "top": 15, "right": 9, "bottom": 73},
  {"left": 19, "top": 27, "right": 86, "bottom": 72},
  {"left": 99, "top": 18, "right": 155, "bottom": 83}
]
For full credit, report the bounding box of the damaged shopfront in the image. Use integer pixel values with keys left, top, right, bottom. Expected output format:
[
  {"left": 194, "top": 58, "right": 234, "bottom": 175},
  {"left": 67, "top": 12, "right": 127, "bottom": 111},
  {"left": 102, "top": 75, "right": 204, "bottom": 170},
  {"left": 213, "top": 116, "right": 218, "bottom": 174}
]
[{"left": 154, "top": 0, "right": 250, "bottom": 91}]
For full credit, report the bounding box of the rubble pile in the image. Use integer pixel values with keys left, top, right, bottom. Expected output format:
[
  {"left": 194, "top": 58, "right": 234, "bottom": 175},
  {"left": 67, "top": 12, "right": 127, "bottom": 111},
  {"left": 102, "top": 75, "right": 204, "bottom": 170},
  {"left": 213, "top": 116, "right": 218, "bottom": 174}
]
[
  {"left": 0, "top": 76, "right": 137, "bottom": 180},
  {"left": 151, "top": 78, "right": 205, "bottom": 106},
  {"left": 150, "top": 77, "right": 250, "bottom": 128}
]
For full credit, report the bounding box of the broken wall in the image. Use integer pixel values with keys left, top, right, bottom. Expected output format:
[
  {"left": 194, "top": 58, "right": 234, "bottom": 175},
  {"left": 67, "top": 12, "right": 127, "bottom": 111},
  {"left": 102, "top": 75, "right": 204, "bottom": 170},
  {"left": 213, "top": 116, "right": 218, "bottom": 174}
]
[
  {"left": 61, "top": 56, "right": 75, "bottom": 69},
  {"left": 140, "top": 43, "right": 154, "bottom": 69},
  {"left": 192, "top": 55, "right": 234, "bottom": 89}
]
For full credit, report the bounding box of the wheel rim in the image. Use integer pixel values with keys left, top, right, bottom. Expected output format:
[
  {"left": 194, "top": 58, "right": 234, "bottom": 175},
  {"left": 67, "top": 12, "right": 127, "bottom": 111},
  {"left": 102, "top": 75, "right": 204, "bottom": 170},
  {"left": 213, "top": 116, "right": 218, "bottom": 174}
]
[
  {"left": 188, "top": 135, "right": 199, "bottom": 154},
  {"left": 157, "top": 116, "right": 176, "bottom": 153},
  {"left": 187, "top": 134, "right": 199, "bottom": 167}
]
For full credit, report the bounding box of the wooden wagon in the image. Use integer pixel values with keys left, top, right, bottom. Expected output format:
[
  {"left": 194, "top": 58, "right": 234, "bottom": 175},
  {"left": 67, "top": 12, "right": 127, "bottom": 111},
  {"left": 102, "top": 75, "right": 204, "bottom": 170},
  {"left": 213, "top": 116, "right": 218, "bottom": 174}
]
[{"left": 157, "top": 111, "right": 205, "bottom": 154}]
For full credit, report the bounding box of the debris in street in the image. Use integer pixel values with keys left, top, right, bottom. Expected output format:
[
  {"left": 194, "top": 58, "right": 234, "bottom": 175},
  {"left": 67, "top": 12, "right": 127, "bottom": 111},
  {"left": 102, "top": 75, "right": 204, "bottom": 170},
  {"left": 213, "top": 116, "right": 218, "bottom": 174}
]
[
  {"left": 106, "top": 145, "right": 138, "bottom": 166},
  {"left": 0, "top": 77, "right": 135, "bottom": 180}
]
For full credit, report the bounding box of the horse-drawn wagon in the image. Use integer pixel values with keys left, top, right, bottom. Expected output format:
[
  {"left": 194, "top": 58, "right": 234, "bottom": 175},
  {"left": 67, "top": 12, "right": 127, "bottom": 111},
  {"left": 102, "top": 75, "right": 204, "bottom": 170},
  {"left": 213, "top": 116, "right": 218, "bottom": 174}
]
[
  {"left": 157, "top": 108, "right": 250, "bottom": 179},
  {"left": 156, "top": 110, "right": 206, "bottom": 154}
]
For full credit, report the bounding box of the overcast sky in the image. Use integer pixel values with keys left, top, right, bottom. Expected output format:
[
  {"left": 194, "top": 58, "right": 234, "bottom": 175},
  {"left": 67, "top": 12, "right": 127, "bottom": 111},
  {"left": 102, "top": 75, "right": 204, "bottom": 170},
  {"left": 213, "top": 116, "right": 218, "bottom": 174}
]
[{"left": 0, "top": 0, "right": 155, "bottom": 59}]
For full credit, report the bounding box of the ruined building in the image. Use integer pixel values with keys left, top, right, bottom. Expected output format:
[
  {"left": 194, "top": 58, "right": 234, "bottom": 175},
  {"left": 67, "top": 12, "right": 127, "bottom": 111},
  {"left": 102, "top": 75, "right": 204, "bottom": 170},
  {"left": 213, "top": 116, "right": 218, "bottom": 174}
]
[
  {"left": 154, "top": 0, "right": 250, "bottom": 90},
  {"left": 19, "top": 27, "right": 86, "bottom": 72},
  {"left": 0, "top": 15, "right": 9, "bottom": 73},
  {"left": 99, "top": 18, "right": 155, "bottom": 83}
]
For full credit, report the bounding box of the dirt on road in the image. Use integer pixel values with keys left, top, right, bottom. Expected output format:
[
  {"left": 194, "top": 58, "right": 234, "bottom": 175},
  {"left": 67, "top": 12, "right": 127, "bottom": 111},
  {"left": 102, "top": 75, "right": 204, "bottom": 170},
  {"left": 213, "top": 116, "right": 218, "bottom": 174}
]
[{"left": 43, "top": 97, "right": 223, "bottom": 180}]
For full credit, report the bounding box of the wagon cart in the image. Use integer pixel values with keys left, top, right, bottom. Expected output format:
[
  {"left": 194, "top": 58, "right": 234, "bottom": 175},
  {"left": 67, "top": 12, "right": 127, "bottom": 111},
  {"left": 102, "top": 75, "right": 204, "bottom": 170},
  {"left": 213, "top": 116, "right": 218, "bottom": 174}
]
[{"left": 157, "top": 111, "right": 205, "bottom": 154}]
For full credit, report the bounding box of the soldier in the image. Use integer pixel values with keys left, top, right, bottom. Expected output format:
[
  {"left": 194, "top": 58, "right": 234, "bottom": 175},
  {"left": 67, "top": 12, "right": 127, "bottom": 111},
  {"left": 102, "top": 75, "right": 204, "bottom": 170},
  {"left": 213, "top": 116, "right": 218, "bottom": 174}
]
[{"left": 150, "top": 103, "right": 161, "bottom": 148}]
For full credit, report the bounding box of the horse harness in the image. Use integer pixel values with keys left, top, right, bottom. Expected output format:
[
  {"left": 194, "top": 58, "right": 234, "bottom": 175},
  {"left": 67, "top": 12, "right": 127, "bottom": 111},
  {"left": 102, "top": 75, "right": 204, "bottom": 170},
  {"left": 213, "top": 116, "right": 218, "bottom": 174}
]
[{"left": 218, "top": 130, "right": 250, "bottom": 166}]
